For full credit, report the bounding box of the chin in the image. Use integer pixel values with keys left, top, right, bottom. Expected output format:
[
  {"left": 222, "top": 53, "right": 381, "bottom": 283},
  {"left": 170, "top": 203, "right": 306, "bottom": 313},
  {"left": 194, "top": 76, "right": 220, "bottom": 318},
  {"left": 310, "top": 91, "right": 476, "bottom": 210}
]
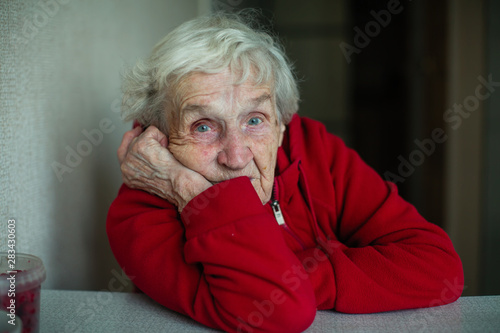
[
  {"left": 251, "top": 182, "right": 271, "bottom": 204},
  {"left": 210, "top": 176, "right": 256, "bottom": 185}
]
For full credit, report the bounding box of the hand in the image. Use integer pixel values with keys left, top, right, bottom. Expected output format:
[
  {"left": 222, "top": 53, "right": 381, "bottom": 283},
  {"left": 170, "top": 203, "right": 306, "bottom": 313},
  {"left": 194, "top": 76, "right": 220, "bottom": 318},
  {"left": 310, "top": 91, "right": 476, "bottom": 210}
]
[{"left": 118, "top": 125, "right": 212, "bottom": 212}]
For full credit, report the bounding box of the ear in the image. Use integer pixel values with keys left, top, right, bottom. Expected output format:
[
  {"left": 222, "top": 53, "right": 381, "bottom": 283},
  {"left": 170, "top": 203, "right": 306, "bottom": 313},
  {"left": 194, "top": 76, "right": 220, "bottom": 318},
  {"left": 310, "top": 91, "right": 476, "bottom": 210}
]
[{"left": 278, "top": 122, "right": 286, "bottom": 146}]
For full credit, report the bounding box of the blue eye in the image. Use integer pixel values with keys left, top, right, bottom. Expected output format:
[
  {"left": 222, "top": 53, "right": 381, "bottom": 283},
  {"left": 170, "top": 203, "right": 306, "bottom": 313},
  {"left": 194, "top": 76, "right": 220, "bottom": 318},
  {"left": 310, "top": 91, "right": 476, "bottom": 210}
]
[
  {"left": 196, "top": 124, "right": 211, "bottom": 132},
  {"left": 248, "top": 117, "right": 262, "bottom": 126}
]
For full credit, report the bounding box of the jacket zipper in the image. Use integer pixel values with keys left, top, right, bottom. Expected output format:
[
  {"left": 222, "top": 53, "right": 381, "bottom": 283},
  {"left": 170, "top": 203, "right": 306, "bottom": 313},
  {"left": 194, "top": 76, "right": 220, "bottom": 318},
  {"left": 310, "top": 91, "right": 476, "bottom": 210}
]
[
  {"left": 271, "top": 178, "right": 306, "bottom": 250},
  {"left": 270, "top": 200, "right": 286, "bottom": 225}
]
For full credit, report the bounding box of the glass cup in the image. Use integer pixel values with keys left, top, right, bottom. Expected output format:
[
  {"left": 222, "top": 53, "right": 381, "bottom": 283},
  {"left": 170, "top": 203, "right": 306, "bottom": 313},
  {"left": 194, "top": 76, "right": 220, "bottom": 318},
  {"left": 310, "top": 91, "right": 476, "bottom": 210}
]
[{"left": 0, "top": 253, "right": 46, "bottom": 333}]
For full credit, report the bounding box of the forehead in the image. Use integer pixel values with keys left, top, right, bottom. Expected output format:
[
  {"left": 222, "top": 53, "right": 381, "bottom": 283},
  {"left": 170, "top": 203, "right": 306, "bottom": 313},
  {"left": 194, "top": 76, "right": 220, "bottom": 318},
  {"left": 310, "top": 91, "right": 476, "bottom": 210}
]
[{"left": 176, "top": 70, "right": 273, "bottom": 107}]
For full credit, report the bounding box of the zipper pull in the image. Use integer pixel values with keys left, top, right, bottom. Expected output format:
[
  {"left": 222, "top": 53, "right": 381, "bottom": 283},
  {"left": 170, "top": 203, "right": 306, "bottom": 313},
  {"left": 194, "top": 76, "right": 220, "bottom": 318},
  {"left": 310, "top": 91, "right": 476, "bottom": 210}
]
[{"left": 271, "top": 200, "right": 286, "bottom": 226}]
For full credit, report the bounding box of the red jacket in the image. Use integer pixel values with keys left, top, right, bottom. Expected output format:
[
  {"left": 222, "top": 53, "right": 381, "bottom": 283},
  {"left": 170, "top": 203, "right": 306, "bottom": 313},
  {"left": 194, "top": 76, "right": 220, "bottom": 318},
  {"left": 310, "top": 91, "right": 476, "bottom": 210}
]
[{"left": 107, "top": 115, "right": 464, "bottom": 332}]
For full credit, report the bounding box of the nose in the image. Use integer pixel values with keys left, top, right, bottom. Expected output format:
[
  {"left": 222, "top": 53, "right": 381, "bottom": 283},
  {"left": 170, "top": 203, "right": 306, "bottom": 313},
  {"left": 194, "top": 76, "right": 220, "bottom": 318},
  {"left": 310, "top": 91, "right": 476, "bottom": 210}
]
[{"left": 217, "top": 128, "right": 253, "bottom": 170}]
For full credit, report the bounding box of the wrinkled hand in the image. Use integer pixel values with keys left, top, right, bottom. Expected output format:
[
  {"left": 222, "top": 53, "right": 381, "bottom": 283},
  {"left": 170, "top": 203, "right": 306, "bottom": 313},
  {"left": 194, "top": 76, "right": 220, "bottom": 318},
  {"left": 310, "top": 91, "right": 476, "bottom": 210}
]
[{"left": 118, "top": 125, "right": 212, "bottom": 212}]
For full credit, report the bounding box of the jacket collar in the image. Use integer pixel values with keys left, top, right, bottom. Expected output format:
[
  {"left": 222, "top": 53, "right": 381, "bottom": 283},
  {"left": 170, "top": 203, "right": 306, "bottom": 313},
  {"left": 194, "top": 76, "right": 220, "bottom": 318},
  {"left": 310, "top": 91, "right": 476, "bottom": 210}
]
[{"left": 275, "top": 147, "right": 300, "bottom": 205}]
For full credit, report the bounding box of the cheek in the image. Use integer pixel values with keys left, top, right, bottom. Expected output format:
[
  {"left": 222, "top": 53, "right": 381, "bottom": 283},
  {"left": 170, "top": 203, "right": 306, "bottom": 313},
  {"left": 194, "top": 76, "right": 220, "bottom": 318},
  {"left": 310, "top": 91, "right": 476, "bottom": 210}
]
[
  {"left": 171, "top": 144, "right": 218, "bottom": 172},
  {"left": 253, "top": 136, "right": 279, "bottom": 171}
]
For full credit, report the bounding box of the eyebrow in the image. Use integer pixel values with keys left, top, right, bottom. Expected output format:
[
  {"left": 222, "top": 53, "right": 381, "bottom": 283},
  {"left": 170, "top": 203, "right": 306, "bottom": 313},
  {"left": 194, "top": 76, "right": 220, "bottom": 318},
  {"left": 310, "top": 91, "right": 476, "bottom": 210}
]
[
  {"left": 249, "top": 93, "right": 272, "bottom": 107},
  {"left": 181, "top": 93, "right": 272, "bottom": 114},
  {"left": 181, "top": 104, "right": 209, "bottom": 113}
]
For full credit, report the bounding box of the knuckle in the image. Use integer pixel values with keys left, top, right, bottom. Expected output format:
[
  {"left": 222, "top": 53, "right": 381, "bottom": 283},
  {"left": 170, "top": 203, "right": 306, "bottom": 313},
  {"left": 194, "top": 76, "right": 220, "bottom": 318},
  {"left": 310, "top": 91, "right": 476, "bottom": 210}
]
[
  {"left": 145, "top": 125, "right": 156, "bottom": 134},
  {"left": 135, "top": 140, "right": 151, "bottom": 156},
  {"left": 120, "top": 163, "right": 133, "bottom": 177},
  {"left": 135, "top": 141, "right": 145, "bottom": 153}
]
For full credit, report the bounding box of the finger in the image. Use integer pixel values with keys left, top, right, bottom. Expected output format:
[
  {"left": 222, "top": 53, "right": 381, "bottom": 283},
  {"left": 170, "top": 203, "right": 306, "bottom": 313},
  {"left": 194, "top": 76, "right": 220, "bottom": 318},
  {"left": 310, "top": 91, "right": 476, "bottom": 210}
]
[
  {"left": 117, "top": 126, "right": 143, "bottom": 164},
  {"left": 159, "top": 135, "right": 168, "bottom": 148},
  {"left": 143, "top": 125, "right": 168, "bottom": 146}
]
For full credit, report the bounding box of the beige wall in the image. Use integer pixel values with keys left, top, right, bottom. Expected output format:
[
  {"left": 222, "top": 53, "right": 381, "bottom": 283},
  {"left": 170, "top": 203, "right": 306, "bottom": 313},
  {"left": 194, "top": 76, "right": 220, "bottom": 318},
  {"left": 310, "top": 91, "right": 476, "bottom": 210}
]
[{"left": 0, "top": 0, "right": 199, "bottom": 290}]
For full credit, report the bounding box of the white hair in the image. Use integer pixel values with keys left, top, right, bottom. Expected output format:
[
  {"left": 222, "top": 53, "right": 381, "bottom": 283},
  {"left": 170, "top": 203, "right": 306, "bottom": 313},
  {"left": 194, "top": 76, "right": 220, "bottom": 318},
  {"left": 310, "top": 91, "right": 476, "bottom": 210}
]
[{"left": 121, "top": 11, "right": 299, "bottom": 133}]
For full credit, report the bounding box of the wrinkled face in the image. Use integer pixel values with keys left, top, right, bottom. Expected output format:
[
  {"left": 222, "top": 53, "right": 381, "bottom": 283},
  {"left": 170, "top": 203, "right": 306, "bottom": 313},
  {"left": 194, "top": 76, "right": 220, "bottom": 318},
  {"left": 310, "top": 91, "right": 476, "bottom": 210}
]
[{"left": 166, "top": 70, "right": 285, "bottom": 204}]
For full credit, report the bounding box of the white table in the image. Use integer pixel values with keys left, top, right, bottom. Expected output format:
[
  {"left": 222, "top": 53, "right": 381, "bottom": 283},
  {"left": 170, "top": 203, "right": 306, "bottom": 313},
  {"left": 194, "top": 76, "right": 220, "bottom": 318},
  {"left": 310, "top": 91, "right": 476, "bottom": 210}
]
[{"left": 40, "top": 290, "right": 500, "bottom": 332}]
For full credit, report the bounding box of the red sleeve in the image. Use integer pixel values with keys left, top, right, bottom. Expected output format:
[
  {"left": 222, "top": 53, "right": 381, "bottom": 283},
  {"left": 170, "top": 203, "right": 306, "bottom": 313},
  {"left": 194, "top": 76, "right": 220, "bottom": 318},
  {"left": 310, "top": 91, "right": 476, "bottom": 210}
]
[
  {"left": 106, "top": 176, "right": 316, "bottom": 332},
  {"left": 294, "top": 120, "right": 464, "bottom": 313}
]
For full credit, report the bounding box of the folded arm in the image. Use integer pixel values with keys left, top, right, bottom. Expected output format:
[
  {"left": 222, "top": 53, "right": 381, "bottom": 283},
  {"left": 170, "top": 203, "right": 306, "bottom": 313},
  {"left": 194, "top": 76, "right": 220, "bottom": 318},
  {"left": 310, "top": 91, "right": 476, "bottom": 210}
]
[{"left": 294, "top": 126, "right": 464, "bottom": 313}]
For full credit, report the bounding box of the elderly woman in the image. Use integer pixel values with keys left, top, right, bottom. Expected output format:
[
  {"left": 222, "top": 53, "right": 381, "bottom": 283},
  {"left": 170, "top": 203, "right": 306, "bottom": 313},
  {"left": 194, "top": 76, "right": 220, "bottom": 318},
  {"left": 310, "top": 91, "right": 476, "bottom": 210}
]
[{"left": 107, "top": 12, "right": 463, "bottom": 333}]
